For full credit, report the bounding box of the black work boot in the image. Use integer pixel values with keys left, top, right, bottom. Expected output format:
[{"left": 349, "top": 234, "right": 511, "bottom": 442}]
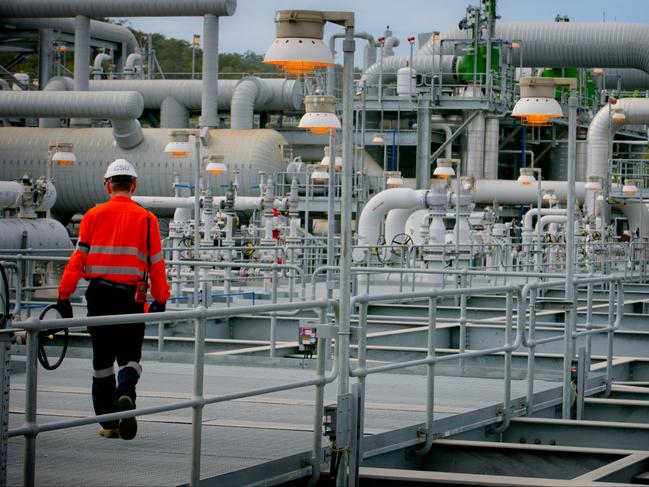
[{"left": 117, "top": 395, "right": 137, "bottom": 440}]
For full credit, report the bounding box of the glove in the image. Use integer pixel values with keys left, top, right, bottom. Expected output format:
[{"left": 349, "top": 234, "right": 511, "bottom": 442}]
[
  {"left": 56, "top": 299, "right": 73, "bottom": 319},
  {"left": 148, "top": 301, "right": 166, "bottom": 313}
]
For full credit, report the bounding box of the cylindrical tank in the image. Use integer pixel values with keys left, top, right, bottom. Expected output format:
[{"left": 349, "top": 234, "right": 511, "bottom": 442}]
[
  {"left": 397, "top": 66, "right": 417, "bottom": 97},
  {"left": 0, "top": 218, "right": 72, "bottom": 249},
  {"left": 0, "top": 127, "right": 287, "bottom": 215},
  {"left": 0, "top": 181, "right": 23, "bottom": 208},
  {"left": 549, "top": 140, "right": 587, "bottom": 181}
]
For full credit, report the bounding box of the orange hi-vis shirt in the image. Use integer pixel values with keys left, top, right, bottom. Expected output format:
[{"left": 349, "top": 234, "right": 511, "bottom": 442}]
[{"left": 59, "top": 195, "right": 171, "bottom": 303}]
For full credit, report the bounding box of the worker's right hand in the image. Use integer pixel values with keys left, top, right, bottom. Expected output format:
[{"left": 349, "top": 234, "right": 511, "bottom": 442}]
[
  {"left": 56, "top": 299, "right": 73, "bottom": 319},
  {"left": 148, "top": 301, "right": 166, "bottom": 313}
]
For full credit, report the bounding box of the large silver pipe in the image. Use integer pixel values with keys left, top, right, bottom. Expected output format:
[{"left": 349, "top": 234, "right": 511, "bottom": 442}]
[
  {"left": 586, "top": 98, "right": 649, "bottom": 179},
  {"left": 0, "top": 0, "right": 236, "bottom": 18},
  {"left": 82, "top": 78, "right": 301, "bottom": 116},
  {"left": 124, "top": 53, "right": 144, "bottom": 80},
  {"left": 200, "top": 14, "right": 219, "bottom": 128},
  {"left": 483, "top": 117, "right": 500, "bottom": 180},
  {"left": 0, "top": 127, "right": 286, "bottom": 214},
  {"left": 0, "top": 91, "right": 142, "bottom": 118},
  {"left": 415, "top": 104, "right": 431, "bottom": 188},
  {"left": 92, "top": 52, "right": 112, "bottom": 80},
  {"left": 2, "top": 18, "right": 139, "bottom": 54},
  {"left": 465, "top": 111, "right": 485, "bottom": 179},
  {"left": 433, "top": 22, "right": 649, "bottom": 76},
  {"left": 361, "top": 54, "right": 456, "bottom": 91},
  {"left": 71, "top": 15, "right": 90, "bottom": 127},
  {"left": 0, "top": 91, "right": 144, "bottom": 149},
  {"left": 160, "top": 96, "right": 189, "bottom": 129},
  {"left": 230, "top": 77, "right": 270, "bottom": 130}
]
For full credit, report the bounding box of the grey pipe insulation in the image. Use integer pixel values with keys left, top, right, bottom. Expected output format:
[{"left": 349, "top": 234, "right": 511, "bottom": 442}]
[
  {"left": 0, "top": 91, "right": 145, "bottom": 149},
  {"left": 0, "top": 0, "right": 236, "bottom": 18}
]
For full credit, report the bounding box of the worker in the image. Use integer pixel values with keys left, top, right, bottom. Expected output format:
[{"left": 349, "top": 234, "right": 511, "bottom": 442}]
[{"left": 57, "top": 159, "right": 170, "bottom": 440}]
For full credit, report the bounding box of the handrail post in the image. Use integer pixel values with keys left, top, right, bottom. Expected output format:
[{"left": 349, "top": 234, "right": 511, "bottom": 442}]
[
  {"left": 458, "top": 273, "right": 468, "bottom": 374},
  {"left": 23, "top": 328, "right": 39, "bottom": 487},
  {"left": 526, "top": 288, "right": 537, "bottom": 415},
  {"left": 190, "top": 309, "right": 206, "bottom": 487},
  {"left": 414, "top": 296, "right": 437, "bottom": 456},
  {"left": 270, "top": 264, "right": 278, "bottom": 358},
  {"left": 308, "top": 306, "right": 328, "bottom": 486}
]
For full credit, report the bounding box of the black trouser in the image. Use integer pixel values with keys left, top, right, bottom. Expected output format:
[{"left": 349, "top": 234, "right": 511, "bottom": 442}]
[{"left": 86, "top": 279, "right": 145, "bottom": 429}]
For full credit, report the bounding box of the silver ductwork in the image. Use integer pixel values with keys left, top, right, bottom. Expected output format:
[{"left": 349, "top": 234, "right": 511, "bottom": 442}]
[
  {"left": 92, "top": 52, "right": 113, "bottom": 79},
  {"left": 71, "top": 15, "right": 90, "bottom": 127},
  {"left": 433, "top": 22, "right": 649, "bottom": 76},
  {"left": 586, "top": 98, "right": 649, "bottom": 179},
  {"left": 0, "top": 0, "right": 237, "bottom": 18},
  {"left": 0, "top": 127, "right": 286, "bottom": 215},
  {"left": 230, "top": 77, "right": 271, "bottom": 130},
  {"left": 483, "top": 117, "right": 499, "bottom": 180},
  {"left": 465, "top": 111, "right": 485, "bottom": 179},
  {"left": 124, "top": 53, "right": 144, "bottom": 80},
  {"left": 0, "top": 91, "right": 144, "bottom": 149},
  {"left": 160, "top": 96, "right": 189, "bottom": 129},
  {"left": 200, "top": 14, "right": 220, "bottom": 128},
  {"left": 361, "top": 54, "right": 456, "bottom": 90}
]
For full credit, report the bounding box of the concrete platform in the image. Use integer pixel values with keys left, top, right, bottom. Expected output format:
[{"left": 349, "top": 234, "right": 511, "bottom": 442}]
[{"left": 7, "top": 357, "right": 559, "bottom": 486}]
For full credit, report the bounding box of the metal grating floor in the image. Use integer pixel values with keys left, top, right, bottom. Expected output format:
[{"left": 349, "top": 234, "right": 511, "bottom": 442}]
[{"left": 7, "top": 357, "right": 558, "bottom": 486}]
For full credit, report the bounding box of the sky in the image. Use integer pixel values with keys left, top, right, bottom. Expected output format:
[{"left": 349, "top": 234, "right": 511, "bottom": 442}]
[{"left": 115, "top": 0, "right": 649, "bottom": 64}]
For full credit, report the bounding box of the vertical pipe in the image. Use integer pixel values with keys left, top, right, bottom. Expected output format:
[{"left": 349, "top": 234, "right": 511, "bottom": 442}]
[
  {"left": 308, "top": 309, "right": 328, "bottom": 486},
  {"left": 536, "top": 174, "right": 542, "bottom": 272},
  {"left": 270, "top": 265, "right": 278, "bottom": 358},
  {"left": 501, "top": 290, "right": 513, "bottom": 426},
  {"left": 193, "top": 137, "right": 201, "bottom": 307},
  {"left": 391, "top": 128, "right": 396, "bottom": 171},
  {"left": 355, "top": 302, "right": 367, "bottom": 462},
  {"left": 416, "top": 296, "right": 437, "bottom": 455},
  {"left": 585, "top": 282, "right": 593, "bottom": 371},
  {"left": 526, "top": 289, "right": 537, "bottom": 414},
  {"left": 604, "top": 283, "right": 616, "bottom": 396},
  {"left": 38, "top": 29, "right": 53, "bottom": 90},
  {"left": 190, "top": 312, "right": 206, "bottom": 487},
  {"left": 23, "top": 329, "right": 38, "bottom": 487},
  {"left": 71, "top": 15, "right": 90, "bottom": 127},
  {"left": 416, "top": 103, "right": 431, "bottom": 189},
  {"left": 200, "top": 14, "right": 219, "bottom": 128},
  {"left": 327, "top": 132, "right": 336, "bottom": 308},
  {"left": 562, "top": 91, "right": 578, "bottom": 419},
  {"left": 336, "top": 26, "right": 355, "bottom": 487}
]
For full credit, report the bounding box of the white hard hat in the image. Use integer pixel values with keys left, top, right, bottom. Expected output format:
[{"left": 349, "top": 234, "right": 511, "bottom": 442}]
[{"left": 104, "top": 159, "right": 138, "bottom": 179}]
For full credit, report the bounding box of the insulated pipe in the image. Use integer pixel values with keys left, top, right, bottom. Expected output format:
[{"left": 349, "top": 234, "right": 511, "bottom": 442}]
[
  {"left": 430, "top": 122, "right": 453, "bottom": 159},
  {"left": 483, "top": 117, "right": 500, "bottom": 180},
  {"left": 433, "top": 22, "right": 649, "bottom": 76},
  {"left": 124, "top": 53, "right": 143, "bottom": 80},
  {"left": 134, "top": 195, "right": 263, "bottom": 211},
  {"left": 523, "top": 208, "right": 567, "bottom": 232},
  {"left": 471, "top": 179, "right": 586, "bottom": 205},
  {"left": 536, "top": 215, "right": 567, "bottom": 233},
  {"left": 160, "top": 96, "right": 189, "bottom": 128},
  {"left": 382, "top": 30, "right": 400, "bottom": 58},
  {"left": 72, "top": 15, "right": 90, "bottom": 127},
  {"left": 354, "top": 188, "right": 433, "bottom": 261},
  {"left": 598, "top": 69, "right": 649, "bottom": 90},
  {"left": 200, "top": 14, "right": 219, "bottom": 128},
  {"left": 230, "top": 77, "right": 271, "bottom": 130},
  {"left": 38, "top": 28, "right": 53, "bottom": 88},
  {"left": 92, "top": 53, "right": 112, "bottom": 79},
  {"left": 0, "top": 0, "right": 237, "bottom": 17},
  {"left": 416, "top": 104, "right": 432, "bottom": 188},
  {"left": 586, "top": 99, "right": 649, "bottom": 179},
  {"left": 384, "top": 208, "right": 416, "bottom": 247},
  {"left": 2, "top": 18, "right": 139, "bottom": 55},
  {"left": 39, "top": 76, "right": 74, "bottom": 128},
  {"left": 361, "top": 54, "right": 456, "bottom": 90},
  {"left": 71, "top": 78, "right": 302, "bottom": 112},
  {"left": 0, "top": 91, "right": 144, "bottom": 149},
  {"left": 465, "top": 111, "right": 485, "bottom": 179}
]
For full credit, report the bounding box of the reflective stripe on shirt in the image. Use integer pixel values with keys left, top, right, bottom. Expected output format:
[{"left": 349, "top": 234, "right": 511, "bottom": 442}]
[
  {"left": 84, "top": 265, "right": 145, "bottom": 277},
  {"left": 89, "top": 245, "right": 147, "bottom": 263},
  {"left": 150, "top": 251, "right": 164, "bottom": 265}
]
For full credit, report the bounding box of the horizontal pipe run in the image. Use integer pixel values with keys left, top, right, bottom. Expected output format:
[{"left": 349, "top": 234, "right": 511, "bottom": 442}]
[
  {"left": 0, "top": 91, "right": 143, "bottom": 119},
  {"left": 0, "top": 0, "right": 237, "bottom": 18}
]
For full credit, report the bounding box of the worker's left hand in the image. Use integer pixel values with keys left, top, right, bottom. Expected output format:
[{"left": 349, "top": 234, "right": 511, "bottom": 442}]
[
  {"left": 148, "top": 301, "right": 166, "bottom": 313},
  {"left": 56, "top": 299, "right": 73, "bottom": 319}
]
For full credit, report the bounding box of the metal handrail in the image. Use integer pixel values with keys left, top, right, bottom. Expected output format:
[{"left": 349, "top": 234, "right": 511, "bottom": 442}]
[{"left": 8, "top": 298, "right": 335, "bottom": 487}]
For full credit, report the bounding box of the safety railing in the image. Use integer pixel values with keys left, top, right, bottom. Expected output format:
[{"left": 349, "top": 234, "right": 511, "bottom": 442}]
[
  {"left": 349, "top": 284, "right": 524, "bottom": 463},
  {"left": 4, "top": 298, "right": 336, "bottom": 487},
  {"left": 523, "top": 275, "right": 625, "bottom": 417}
]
